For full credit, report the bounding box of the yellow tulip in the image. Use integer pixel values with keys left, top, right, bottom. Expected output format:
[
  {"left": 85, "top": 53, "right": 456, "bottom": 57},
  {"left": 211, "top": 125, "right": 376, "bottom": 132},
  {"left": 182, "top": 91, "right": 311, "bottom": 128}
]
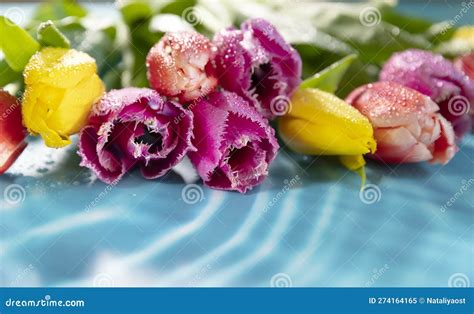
[
  {"left": 279, "top": 88, "right": 376, "bottom": 176},
  {"left": 22, "top": 47, "right": 105, "bottom": 148}
]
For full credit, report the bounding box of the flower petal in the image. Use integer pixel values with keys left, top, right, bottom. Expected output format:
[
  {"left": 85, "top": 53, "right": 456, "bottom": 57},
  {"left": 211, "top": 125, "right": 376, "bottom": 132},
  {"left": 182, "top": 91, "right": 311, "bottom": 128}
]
[
  {"left": 373, "top": 126, "right": 433, "bottom": 163},
  {"left": 430, "top": 114, "right": 457, "bottom": 165}
]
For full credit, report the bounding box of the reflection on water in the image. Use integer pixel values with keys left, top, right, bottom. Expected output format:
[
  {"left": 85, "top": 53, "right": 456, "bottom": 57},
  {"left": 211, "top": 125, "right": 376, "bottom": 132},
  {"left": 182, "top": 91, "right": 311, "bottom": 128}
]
[{"left": 0, "top": 135, "right": 472, "bottom": 287}]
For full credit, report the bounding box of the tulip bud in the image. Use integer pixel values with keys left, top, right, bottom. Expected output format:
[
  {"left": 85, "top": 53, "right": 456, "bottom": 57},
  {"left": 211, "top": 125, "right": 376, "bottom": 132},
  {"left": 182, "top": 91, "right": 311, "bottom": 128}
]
[
  {"left": 380, "top": 49, "right": 474, "bottom": 139},
  {"left": 146, "top": 31, "right": 217, "bottom": 103},
  {"left": 211, "top": 18, "right": 302, "bottom": 120}
]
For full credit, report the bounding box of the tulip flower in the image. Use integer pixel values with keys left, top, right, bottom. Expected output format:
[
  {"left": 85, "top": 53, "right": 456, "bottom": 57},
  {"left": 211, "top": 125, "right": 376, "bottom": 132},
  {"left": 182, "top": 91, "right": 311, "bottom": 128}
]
[
  {"left": 346, "top": 81, "right": 457, "bottom": 165},
  {"left": 279, "top": 88, "right": 376, "bottom": 174},
  {"left": 22, "top": 47, "right": 105, "bottom": 148},
  {"left": 188, "top": 91, "right": 278, "bottom": 193},
  {"left": 78, "top": 88, "right": 195, "bottom": 184},
  {"left": 211, "top": 18, "right": 302, "bottom": 119},
  {"left": 146, "top": 31, "right": 217, "bottom": 103},
  {"left": 452, "top": 26, "right": 474, "bottom": 50},
  {"left": 380, "top": 49, "right": 474, "bottom": 139},
  {"left": 0, "top": 90, "right": 27, "bottom": 174}
]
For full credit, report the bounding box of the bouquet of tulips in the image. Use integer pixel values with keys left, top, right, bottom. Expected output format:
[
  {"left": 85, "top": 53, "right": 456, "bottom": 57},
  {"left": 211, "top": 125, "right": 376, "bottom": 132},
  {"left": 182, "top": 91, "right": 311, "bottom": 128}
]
[{"left": 1, "top": 1, "right": 473, "bottom": 193}]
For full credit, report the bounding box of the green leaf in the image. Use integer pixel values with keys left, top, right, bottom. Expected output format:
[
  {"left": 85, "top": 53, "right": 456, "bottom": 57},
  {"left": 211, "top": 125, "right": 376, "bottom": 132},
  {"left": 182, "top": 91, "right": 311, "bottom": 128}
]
[
  {"left": 37, "top": 20, "right": 70, "bottom": 48},
  {"left": 334, "top": 59, "right": 377, "bottom": 99},
  {"left": 300, "top": 54, "right": 357, "bottom": 93},
  {"left": 0, "top": 16, "right": 40, "bottom": 72}
]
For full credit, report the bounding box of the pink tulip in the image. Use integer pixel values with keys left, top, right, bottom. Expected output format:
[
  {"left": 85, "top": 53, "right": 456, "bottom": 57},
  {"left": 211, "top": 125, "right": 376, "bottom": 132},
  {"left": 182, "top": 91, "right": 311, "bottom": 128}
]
[
  {"left": 146, "top": 31, "right": 217, "bottom": 103},
  {"left": 346, "top": 81, "right": 457, "bottom": 165}
]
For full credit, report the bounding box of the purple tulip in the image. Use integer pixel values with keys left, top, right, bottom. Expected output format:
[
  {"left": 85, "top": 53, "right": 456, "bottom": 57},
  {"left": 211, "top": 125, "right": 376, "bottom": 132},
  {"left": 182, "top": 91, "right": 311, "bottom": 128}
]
[
  {"left": 380, "top": 49, "right": 474, "bottom": 139},
  {"left": 78, "top": 88, "right": 195, "bottom": 184},
  {"left": 188, "top": 90, "right": 279, "bottom": 193},
  {"left": 210, "top": 18, "right": 302, "bottom": 120}
]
